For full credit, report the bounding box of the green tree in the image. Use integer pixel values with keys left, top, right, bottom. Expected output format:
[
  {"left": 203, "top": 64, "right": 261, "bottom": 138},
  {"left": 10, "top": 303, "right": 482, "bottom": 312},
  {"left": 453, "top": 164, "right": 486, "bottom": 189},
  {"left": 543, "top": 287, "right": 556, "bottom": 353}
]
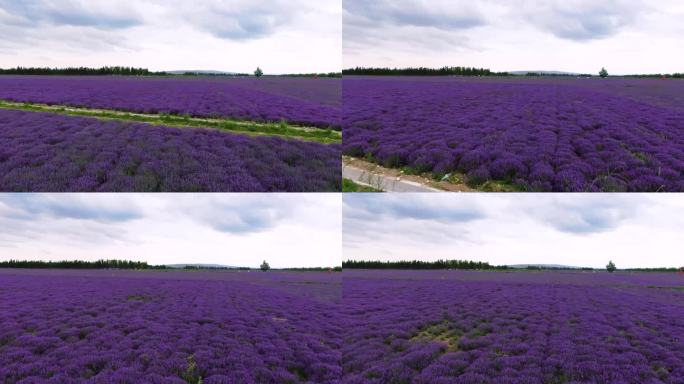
[
  {"left": 606, "top": 260, "right": 616, "bottom": 272},
  {"left": 599, "top": 67, "right": 609, "bottom": 78},
  {"left": 260, "top": 260, "right": 270, "bottom": 271},
  {"left": 254, "top": 67, "right": 263, "bottom": 77}
]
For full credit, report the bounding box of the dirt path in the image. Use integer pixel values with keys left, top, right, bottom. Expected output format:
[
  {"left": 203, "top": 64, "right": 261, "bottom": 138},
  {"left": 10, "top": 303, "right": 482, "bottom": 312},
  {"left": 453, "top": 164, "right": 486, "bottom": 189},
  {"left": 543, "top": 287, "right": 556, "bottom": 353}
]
[
  {"left": 0, "top": 99, "right": 341, "bottom": 144},
  {"left": 343, "top": 157, "right": 475, "bottom": 192}
]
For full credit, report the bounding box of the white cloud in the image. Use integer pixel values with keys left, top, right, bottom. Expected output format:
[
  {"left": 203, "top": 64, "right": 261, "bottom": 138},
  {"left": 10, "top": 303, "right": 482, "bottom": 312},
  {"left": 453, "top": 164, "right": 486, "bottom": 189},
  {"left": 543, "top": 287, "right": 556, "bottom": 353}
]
[
  {"left": 344, "top": 0, "right": 684, "bottom": 74},
  {"left": 0, "top": 194, "right": 341, "bottom": 268},
  {"left": 0, "top": 0, "right": 341, "bottom": 73},
  {"left": 343, "top": 194, "right": 684, "bottom": 269}
]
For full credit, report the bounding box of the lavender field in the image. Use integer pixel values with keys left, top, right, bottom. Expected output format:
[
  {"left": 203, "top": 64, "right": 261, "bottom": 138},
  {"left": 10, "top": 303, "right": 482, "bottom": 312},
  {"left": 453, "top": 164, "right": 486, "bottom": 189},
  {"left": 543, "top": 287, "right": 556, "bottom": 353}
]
[
  {"left": 0, "top": 110, "right": 340, "bottom": 192},
  {"left": 343, "top": 270, "right": 684, "bottom": 383},
  {"left": 0, "top": 269, "right": 341, "bottom": 384},
  {"left": 343, "top": 77, "right": 684, "bottom": 191},
  {"left": 0, "top": 76, "right": 341, "bottom": 129}
]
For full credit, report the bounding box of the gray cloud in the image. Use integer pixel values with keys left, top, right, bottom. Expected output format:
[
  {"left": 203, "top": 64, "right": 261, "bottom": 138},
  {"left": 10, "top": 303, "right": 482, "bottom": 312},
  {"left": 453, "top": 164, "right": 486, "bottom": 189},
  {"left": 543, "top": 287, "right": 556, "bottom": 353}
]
[
  {"left": 0, "top": 0, "right": 142, "bottom": 30},
  {"left": 202, "top": 204, "right": 282, "bottom": 234},
  {"left": 172, "top": 195, "right": 297, "bottom": 235},
  {"left": 344, "top": 0, "right": 484, "bottom": 30},
  {"left": 344, "top": 0, "right": 485, "bottom": 56},
  {"left": 344, "top": 194, "right": 484, "bottom": 224},
  {"left": 343, "top": 195, "right": 684, "bottom": 268},
  {"left": 0, "top": 195, "right": 139, "bottom": 249},
  {"left": 342, "top": 195, "right": 484, "bottom": 254},
  {"left": 521, "top": 0, "right": 645, "bottom": 41},
  {"left": 528, "top": 197, "right": 640, "bottom": 235},
  {"left": 0, "top": 195, "right": 142, "bottom": 223},
  {"left": 0, "top": 194, "right": 340, "bottom": 267},
  {"left": 0, "top": 0, "right": 328, "bottom": 57},
  {"left": 189, "top": 2, "right": 295, "bottom": 41}
]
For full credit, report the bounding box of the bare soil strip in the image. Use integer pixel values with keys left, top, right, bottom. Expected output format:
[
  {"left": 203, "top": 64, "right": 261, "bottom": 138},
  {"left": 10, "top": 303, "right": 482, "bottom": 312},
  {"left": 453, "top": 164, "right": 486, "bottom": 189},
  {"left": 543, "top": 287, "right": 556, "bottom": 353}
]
[{"left": 0, "top": 99, "right": 341, "bottom": 144}]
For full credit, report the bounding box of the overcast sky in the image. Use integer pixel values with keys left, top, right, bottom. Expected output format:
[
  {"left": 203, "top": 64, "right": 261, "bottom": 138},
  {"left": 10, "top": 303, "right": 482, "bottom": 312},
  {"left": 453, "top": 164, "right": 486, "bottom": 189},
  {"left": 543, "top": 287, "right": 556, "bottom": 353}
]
[
  {"left": 344, "top": 194, "right": 684, "bottom": 269},
  {"left": 0, "top": 0, "right": 341, "bottom": 73},
  {"left": 0, "top": 194, "right": 341, "bottom": 268},
  {"left": 344, "top": 0, "right": 684, "bottom": 74}
]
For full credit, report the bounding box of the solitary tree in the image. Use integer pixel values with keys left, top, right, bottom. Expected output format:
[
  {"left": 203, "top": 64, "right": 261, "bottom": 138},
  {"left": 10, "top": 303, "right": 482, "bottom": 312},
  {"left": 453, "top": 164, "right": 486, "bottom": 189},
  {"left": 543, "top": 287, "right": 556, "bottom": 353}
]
[
  {"left": 599, "top": 67, "right": 609, "bottom": 78},
  {"left": 254, "top": 67, "right": 263, "bottom": 77},
  {"left": 260, "top": 260, "right": 270, "bottom": 271},
  {"left": 606, "top": 260, "right": 616, "bottom": 273}
]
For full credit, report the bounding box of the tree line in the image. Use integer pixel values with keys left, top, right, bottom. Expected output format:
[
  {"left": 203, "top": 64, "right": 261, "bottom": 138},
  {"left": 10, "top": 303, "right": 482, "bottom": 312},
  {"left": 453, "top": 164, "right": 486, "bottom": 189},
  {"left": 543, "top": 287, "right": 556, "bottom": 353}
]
[
  {"left": 0, "top": 259, "right": 164, "bottom": 269},
  {"left": 281, "top": 266, "right": 342, "bottom": 272},
  {"left": 523, "top": 266, "right": 594, "bottom": 271},
  {"left": 624, "top": 73, "right": 684, "bottom": 79},
  {"left": 0, "top": 259, "right": 343, "bottom": 271},
  {"left": 342, "top": 66, "right": 508, "bottom": 77},
  {"left": 524, "top": 72, "right": 594, "bottom": 78},
  {"left": 0, "top": 66, "right": 165, "bottom": 76},
  {"left": 0, "top": 66, "right": 344, "bottom": 78},
  {"left": 179, "top": 72, "right": 250, "bottom": 77},
  {"left": 342, "top": 259, "right": 507, "bottom": 270},
  {"left": 281, "top": 72, "right": 342, "bottom": 78},
  {"left": 623, "top": 267, "right": 684, "bottom": 272},
  {"left": 178, "top": 265, "right": 250, "bottom": 270}
]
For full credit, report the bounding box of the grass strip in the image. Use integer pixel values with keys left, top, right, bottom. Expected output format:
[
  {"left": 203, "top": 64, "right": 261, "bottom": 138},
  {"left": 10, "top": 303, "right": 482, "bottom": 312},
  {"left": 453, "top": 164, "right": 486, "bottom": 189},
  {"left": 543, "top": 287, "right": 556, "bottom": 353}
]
[
  {"left": 0, "top": 99, "right": 341, "bottom": 144},
  {"left": 342, "top": 178, "right": 383, "bottom": 192}
]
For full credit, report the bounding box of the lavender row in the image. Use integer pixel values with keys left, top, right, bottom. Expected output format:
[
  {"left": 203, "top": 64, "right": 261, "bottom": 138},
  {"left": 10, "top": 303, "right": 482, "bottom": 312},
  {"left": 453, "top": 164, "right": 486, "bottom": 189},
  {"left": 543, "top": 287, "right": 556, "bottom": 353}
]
[
  {"left": 343, "top": 77, "right": 684, "bottom": 191},
  {"left": 2, "top": 269, "right": 682, "bottom": 383},
  {"left": 0, "top": 76, "right": 341, "bottom": 129},
  {"left": 0, "top": 110, "right": 341, "bottom": 192},
  {"left": 0, "top": 270, "right": 341, "bottom": 384},
  {"left": 343, "top": 270, "right": 684, "bottom": 383}
]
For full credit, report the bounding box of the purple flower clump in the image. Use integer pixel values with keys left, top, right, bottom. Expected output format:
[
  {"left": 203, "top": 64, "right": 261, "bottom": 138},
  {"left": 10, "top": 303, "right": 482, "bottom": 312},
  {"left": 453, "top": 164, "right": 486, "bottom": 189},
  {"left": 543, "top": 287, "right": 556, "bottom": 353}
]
[
  {"left": 0, "top": 76, "right": 341, "bottom": 129},
  {"left": 0, "top": 110, "right": 341, "bottom": 192},
  {"left": 343, "top": 270, "right": 684, "bottom": 383},
  {"left": 0, "top": 269, "right": 341, "bottom": 384},
  {"left": 342, "top": 77, "right": 684, "bottom": 191}
]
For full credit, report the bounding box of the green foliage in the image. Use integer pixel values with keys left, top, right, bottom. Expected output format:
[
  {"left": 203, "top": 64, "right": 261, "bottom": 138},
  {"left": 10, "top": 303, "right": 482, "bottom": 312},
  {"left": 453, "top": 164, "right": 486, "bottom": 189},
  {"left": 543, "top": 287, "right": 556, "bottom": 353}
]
[
  {"left": 0, "top": 100, "right": 341, "bottom": 145},
  {"left": 624, "top": 73, "right": 684, "bottom": 79},
  {"left": 343, "top": 259, "right": 508, "bottom": 270},
  {"left": 181, "top": 355, "right": 202, "bottom": 384},
  {"left": 599, "top": 67, "right": 609, "bottom": 78},
  {"left": 343, "top": 66, "right": 507, "bottom": 77},
  {"left": 342, "top": 179, "right": 382, "bottom": 192},
  {"left": 254, "top": 67, "right": 264, "bottom": 77},
  {"left": 281, "top": 72, "right": 342, "bottom": 78},
  {"left": 606, "top": 260, "right": 617, "bottom": 272},
  {"left": 260, "top": 260, "right": 270, "bottom": 271},
  {"left": 624, "top": 267, "right": 682, "bottom": 272},
  {"left": 280, "top": 266, "right": 342, "bottom": 272},
  {"left": 0, "top": 66, "right": 162, "bottom": 76},
  {"left": 0, "top": 259, "right": 163, "bottom": 269},
  {"left": 523, "top": 72, "right": 594, "bottom": 77}
]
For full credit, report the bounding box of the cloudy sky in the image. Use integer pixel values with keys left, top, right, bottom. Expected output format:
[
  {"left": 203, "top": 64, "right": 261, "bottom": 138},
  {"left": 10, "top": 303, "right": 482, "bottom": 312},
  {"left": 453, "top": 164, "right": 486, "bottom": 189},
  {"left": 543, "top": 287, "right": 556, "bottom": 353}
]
[
  {"left": 344, "top": 0, "right": 684, "bottom": 74},
  {"left": 344, "top": 194, "right": 684, "bottom": 269},
  {"left": 0, "top": 194, "right": 341, "bottom": 268},
  {"left": 0, "top": 0, "right": 341, "bottom": 73}
]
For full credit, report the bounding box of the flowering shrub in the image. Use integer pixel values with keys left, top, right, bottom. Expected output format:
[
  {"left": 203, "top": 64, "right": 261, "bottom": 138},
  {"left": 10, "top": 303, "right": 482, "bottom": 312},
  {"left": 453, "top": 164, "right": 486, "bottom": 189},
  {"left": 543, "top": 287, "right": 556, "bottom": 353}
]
[
  {"left": 343, "top": 77, "right": 684, "bottom": 191},
  {"left": 0, "top": 269, "right": 341, "bottom": 383},
  {"left": 343, "top": 270, "right": 684, "bottom": 383},
  {"left": 0, "top": 76, "right": 340, "bottom": 129},
  {"left": 0, "top": 110, "right": 340, "bottom": 192}
]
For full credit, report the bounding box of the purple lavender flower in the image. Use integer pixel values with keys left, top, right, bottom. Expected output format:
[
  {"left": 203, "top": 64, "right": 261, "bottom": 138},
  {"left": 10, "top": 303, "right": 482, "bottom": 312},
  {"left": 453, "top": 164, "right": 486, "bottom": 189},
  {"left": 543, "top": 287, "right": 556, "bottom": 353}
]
[
  {"left": 342, "top": 76, "right": 684, "bottom": 191},
  {"left": 0, "top": 110, "right": 340, "bottom": 192}
]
